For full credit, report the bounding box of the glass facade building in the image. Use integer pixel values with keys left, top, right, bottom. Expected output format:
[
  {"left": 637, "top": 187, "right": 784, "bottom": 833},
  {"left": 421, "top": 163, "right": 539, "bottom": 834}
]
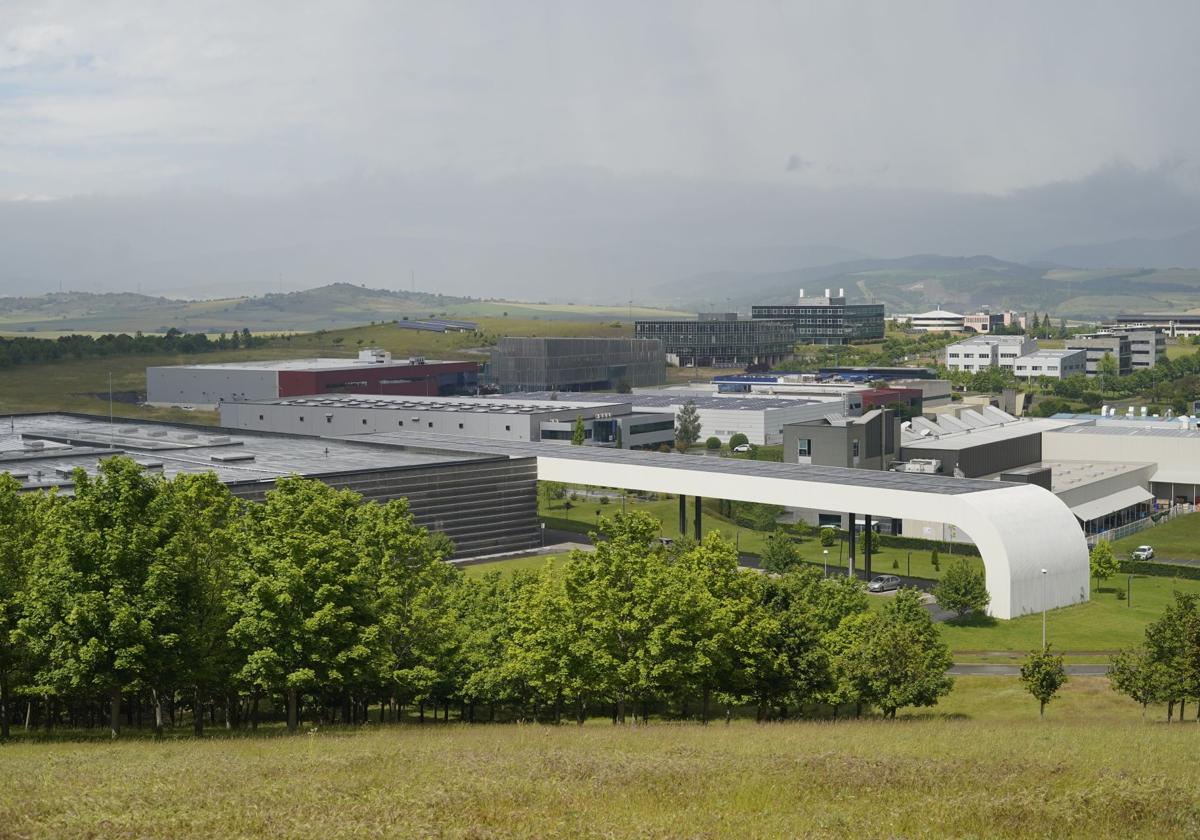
[
  {"left": 634, "top": 318, "right": 796, "bottom": 367},
  {"left": 751, "top": 294, "right": 884, "bottom": 345},
  {"left": 488, "top": 337, "right": 666, "bottom": 393}
]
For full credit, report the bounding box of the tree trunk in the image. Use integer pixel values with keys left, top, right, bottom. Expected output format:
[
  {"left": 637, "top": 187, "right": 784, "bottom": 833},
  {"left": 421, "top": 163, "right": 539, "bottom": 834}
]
[
  {"left": 24, "top": 700, "right": 32, "bottom": 732},
  {"left": 418, "top": 701, "right": 425, "bottom": 724},
  {"left": 555, "top": 691, "right": 563, "bottom": 725},
  {"left": 109, "top": 687, "right": 121, "bottom": 739},
  {"left": 724, "top": 705, "right": 731, "bottom": 725},
  {"left": 0, "top": 674, "right": 9, "bottom": 741},
  {"left": 576, "top": 695, "right": 585, "bottom": 726},
  {"left": 194, "top": 686, "right": 205, "bottom": 736},
  {"left": 286, "top": 688, "right": 299, "bottom": 733},
  {"left": 152, "top": 688, "right": 165, "bottom": 740},
  {"left": 617, "top": 694, "right": 626, "bottom": 725},
  {"left": 251, "top": 691, "right": 260, "bottom": 730},
  {"left": 1168, "top": 700, "right": 1175, "bottom": 723},
  {"left": 702, "top": 688, "right": 710, "bottom": 724},
  {"left": 1182, "top": 699, "right": 1187, "bottom": 722},
  {"left": 1040, "top": 700, "right": 1045, "bottom": 719}
]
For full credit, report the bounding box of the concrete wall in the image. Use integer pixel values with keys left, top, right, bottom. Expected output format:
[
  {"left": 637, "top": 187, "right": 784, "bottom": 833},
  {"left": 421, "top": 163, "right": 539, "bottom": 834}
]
[
  {"left": 901, "top": 431, "right": 1043, "bottom": 478},
  {"left": 221, "top": 401, "right": 545, "bottom": 441},
  {"left": 147, "top": 366, "right": 279, "bottom": 407}
]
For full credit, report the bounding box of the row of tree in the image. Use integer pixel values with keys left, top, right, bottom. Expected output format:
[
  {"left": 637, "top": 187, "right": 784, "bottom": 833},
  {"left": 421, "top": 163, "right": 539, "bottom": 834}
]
[
  {"left": 0, "top": 458, "right": 956, "bottom": 738},
  {"left": 1111, "top": 592, "right": 1200, "bottom": 720},
  {"left": 0, "top": 328, "right": 266, "bottom": 369}
]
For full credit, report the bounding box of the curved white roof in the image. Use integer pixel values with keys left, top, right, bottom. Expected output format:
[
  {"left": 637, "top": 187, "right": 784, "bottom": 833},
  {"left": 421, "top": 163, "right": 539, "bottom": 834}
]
[{"left": 913, "top": 309, "right": 964, "bottom": 319}]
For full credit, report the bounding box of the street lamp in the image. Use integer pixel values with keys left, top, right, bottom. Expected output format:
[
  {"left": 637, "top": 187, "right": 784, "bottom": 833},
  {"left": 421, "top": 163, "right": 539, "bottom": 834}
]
[
  {"left": 1041, "top": 568, "right": 1048, "bottom": 649},
  {"left": 540, "top": 522, "right": 546, "bottom": 548},
  {"left": 823, "top": 549, "right": 829, "bottom": 577},
  {"left": 1127, "top": 572, "right": 1133, "bottom": 608}
]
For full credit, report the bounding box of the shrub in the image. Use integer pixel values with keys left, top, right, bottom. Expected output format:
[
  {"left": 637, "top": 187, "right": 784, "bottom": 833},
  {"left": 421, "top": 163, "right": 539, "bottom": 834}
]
[
  {"left": 705, "top": 436, "right": 722, "bottom": 450},
  {"left": 729, "top": 432, "right": 749, "bottom": 450},
  {"left": 820, "top": 527, "right": 836, "bottom": 547}
]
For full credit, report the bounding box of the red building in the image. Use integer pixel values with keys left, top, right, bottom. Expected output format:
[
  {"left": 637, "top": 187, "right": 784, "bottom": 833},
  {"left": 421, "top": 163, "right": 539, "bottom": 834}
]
[{"left": 860, "top": 386, "right": 923, "bottom": 416}]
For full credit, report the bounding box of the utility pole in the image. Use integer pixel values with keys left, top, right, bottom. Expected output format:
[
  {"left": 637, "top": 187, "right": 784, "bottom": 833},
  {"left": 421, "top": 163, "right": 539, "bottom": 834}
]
[
  {"left": 1041, "top": 568, "right": 1048, "bottom": 649},
  {"left": 108, "top": 371, "right": 114, "bottom": 447}
]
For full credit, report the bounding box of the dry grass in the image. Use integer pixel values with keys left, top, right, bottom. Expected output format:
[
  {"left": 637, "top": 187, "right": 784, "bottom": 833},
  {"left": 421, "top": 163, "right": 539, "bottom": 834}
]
[{"left": 1, "top": 678, "right": 1197, "bottom": 839}]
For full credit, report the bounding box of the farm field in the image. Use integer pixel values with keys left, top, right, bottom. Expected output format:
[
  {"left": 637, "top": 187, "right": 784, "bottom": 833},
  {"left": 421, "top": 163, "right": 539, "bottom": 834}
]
[{"left": 0, "top": 677, "right": 1196, "bottom": 840}]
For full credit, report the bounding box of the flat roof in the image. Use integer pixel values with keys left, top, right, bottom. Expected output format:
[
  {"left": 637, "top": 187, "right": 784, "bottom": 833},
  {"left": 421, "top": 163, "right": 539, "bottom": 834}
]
[
  {"left": 1015, "top": 349, "right": 1085, "bottom": 359},
  {"left": 982, "top": 459, "right": 1151, "bottom": 493},
  {"left": 1048, "top": 423, "right": 1200, "bottom": 440},
  {"left": 237, "top": 393, "right": 630, "bottom": 415},
  {"left": 903, "top": 418, "right": 1087, "bottom": 451},
  {"left": 1, "top": 414, "right": 490, "bottom": 492},
  {"left": 499, "top": 390, "right": 827, "bottom": 410},
  {"left": 149, "top": 357, "right": 465, "bottom": 372},
  {"left": 343, "top": 430, "right": 1007, "bottom": 496}
]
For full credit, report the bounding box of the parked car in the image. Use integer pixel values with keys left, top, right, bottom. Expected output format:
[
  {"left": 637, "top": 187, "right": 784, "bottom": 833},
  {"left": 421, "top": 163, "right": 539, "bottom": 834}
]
[
  {"left": 1131, "top": 545, "right": 1155, "bottom": 561},
  {"left": 733, "top": 443, "right": 752, "bottom": 453},
  {"left": 867, "top": 574, "right": 902, "bottom": 593}
]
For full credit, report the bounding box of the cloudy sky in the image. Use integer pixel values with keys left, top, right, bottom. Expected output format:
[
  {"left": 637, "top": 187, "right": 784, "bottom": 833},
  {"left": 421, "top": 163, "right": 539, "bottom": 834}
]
[{"left": 3, "top": 1, "right": 1200, "bottom": 298}]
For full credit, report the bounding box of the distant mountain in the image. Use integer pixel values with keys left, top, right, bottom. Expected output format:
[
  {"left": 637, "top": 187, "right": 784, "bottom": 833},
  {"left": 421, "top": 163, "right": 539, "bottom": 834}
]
[{"left": 1037, "top": 227, "right": 1200, "bottom": 269}]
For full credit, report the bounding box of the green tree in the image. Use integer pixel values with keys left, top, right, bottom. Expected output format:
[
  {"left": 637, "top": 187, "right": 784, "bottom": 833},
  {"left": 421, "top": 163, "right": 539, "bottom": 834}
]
[
  {"left": 230, "top": 477, "right": 394, "bottom": 732},
  {"left": 1089, "top": 542, "right": 1119, "bottom": 590},
  {"left": 675, "top": 400, "right": 702, "bottom": 450},
  {"left": 0, "top": 474, "right": 40, "bottom": 740},
  {"left": 1020, "top": 646, "right": 1067, "bottom": 718},
  {"left": 18, "top": 458, "right": 164, "bottom": 738},
  {"left": 1142, "top": 592, "right": 1200, "bottom": 721},
  {"left": 827, "top": 589, "right": 953, "bottom": 718},
  {"left": 819, "top": 527, "right": 836, "bottom": 547},
  {"left": 728, "top": 432, "right": 749, "bottom": 450},
  {"left": 932, "top": 558, "right": 990, "bottom": 619},
  {"left": 571, "top": 416, "right": 587, "bottom": 446},
  {"left": 760, "top": 528, "right": 802, "bottom": 574},
  {"left": 1109, "top": 646, "right": 1168, "bottom": 718},
  {"left": 1098, "top": 351, "right": 1119, "bottom": 395},
  {"left": 705, "top": 436, "right": 721, "bottom": 450}
]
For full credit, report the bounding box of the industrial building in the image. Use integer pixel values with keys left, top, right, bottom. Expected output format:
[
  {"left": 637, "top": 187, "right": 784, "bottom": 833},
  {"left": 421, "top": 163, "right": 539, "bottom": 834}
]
[
  {"left": 147, "top": 349, "right": 479, "bottom": 408},
  {"left": 1118, "top": 329, "right": 1167, "bottom": 370},
  {"left": 943, "top": 335, "right": 1036, "bottom": 372},
  {"left": 0, "top": 413, "right": 539, "bottom": 558},
  {"left": 634, "top": 314, "right": 796, "bottom": 367},
  {"left": 219, "top": 394, "right": 678, "bottom": 450},
  {"left": 487, "top": 337, "right": 665, "bottom": 393},
  {"left": 750, "top": 288, "right": 885, "bottom": 345},
  {"left": 909, "top": 309, "right": 965, "bottom": 332},
  {"left": 1011, "top": 348, "right": 1087, "bottom": 380},
  {"left": 784, "top": 409, "right": 901, "bottom": 471},
  {"left": 1112, "top": 312, "right": 1200, "bottom": 338},
  {"left": 1065, "top": 333, "right": 1133, "bottom": 377},
  {"left": 501, "top": 389, "right": 857, "bottom": 445}
]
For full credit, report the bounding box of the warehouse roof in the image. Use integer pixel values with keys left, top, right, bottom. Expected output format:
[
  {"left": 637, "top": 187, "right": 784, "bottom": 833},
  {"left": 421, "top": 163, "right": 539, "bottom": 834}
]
[
  {"left": 148, "top": 357, "right": 467, "bottom": 372},
  {"left": 242, "top": 394, "right": 630, "bottom": 415},
  {"left": 498, "top": 391, "right": 828, "bottom": 410}
]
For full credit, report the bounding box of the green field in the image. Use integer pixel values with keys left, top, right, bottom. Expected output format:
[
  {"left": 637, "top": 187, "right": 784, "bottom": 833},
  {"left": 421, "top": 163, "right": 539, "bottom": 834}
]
[
  {"left": 458, "top": 552, "right": 573, "bottom": 578},
  {"left": 1112, "top": 512, "right": 1200, "bottom": 562},
  {"left": 1, "top": 677, "right": 1197, "bottom": 839}
]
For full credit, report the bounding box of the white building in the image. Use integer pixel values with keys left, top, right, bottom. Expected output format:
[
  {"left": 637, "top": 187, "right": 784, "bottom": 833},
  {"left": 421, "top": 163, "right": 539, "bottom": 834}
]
[
  {"left": 909, "top": 309, "right": 966, "bottom": 332},
  {"left": 944, "top": 335, "right": 1036, "bottom": 372},
  {"left": 1012, "top": 348, "right": 1087, "bottom": 380}
]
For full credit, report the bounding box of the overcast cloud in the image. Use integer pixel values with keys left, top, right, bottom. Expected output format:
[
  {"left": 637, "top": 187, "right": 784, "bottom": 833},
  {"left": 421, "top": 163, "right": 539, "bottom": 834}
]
[{"left": 2, "top": 1, "right": 1200, "bottom": 298}]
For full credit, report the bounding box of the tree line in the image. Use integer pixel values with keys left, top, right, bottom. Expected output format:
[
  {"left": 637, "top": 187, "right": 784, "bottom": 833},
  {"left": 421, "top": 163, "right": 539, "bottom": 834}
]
[
  {"left": 1111, "top": 592, "right": 1200, "bottom": 721},
  {"left": 0, "top": 328, "right": 267, "bottom": 369},
  {"left": 0, "top": 457, "right": 955, "bottom": 739}
]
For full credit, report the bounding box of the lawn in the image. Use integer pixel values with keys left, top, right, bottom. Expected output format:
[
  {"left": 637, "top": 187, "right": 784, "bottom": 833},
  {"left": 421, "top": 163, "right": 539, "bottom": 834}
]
[
  {"left": 458, "top": 552, "right": 573, "bottom": 578},
  {"left": 938, "top": 572, "right": 1200, "bottom": 652},
  {"left": 1111, "top": 511, "right": 1200, "bottom": 562},
  {"left": 1, "top": 678, "right": 1197, "bottom": 839}
]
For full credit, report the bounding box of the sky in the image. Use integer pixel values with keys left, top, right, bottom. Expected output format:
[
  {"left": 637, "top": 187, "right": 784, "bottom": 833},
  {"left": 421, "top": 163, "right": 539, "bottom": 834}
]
[{"left": 3, "top": 1, "right": 1200, "bottom": 299}]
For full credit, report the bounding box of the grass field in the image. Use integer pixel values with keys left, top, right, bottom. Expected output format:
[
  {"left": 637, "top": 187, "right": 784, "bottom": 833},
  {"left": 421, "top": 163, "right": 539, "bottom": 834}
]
[
  {"left": 459, "top": 552, "right": 572, "bottom": 578},
  {"left": 1, "top": 677, "right": 1197, "bottom": 839},
  {"left": 1111, "top": 512, "right": 1200, "bottom": 561}
]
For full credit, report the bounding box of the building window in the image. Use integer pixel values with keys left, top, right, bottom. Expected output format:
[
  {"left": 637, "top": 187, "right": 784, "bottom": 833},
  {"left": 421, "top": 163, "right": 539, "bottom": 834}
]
[
  {"left": 258, "top": 414, "right": 264, "bottom": 420},
  {"left": 299, "top": 416, "right": 304, "bottom": 422},
  {"left": 428, "top": 422, "right": 433, "bottom": 428},
  {"left": 326, "top": 416, "right": 332, "bottom": 424},
  {"left": 852, "top": 440, "right": 860, "bottom": 458},
  {"left": 398, "top": 420, "right": 404, "bottom": 427},
  {"left": 362, "top": 419, "right": 368, "bottom": 425},
  {"left": 458, "top": 423, "right": 464, "bottom": 429},
  {"left": 797, "top": 438, "right": 811, "bottom": 457},
  {"left": 505, "top": 425, "right": 511, "bottom": 431}
]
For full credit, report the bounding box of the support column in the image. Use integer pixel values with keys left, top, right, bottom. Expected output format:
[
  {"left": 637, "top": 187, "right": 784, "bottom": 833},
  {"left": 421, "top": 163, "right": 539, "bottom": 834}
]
[
  {"left": 864, "top": 514, "right": 873, "bottom": 579},
  {"left": 847, "top": 513, "right": 856, "bottom": 579},
  {"left": 694, "top": 496, "right": 702, "bottom": 542},
  {"left": 679, "top": 495, "right": 687, "bottom": 535}
]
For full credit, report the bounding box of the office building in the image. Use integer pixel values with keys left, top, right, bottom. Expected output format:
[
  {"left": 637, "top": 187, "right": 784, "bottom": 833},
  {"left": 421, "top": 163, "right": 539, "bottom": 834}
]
[
  {"left": 147, "top": 349, "right": 479, "bottom": 408},
  {"left": 634, "top": 317, "right": 795, "bottom": 367},
  {"left": 1, "top": 413, "right": 540, "bottom": 558},
  {"left": 1112, "top": 313, "right": 1200, "bottom": 338},
  {"left": 488, "top": 337, "right": 666, "bottom": 393},
  {"left": 1012, "top": 348, "right": 1087, "bottom": 380},
  {"left": 784, "top": 409, "right": 901, "bottom": 470},
  {"left": 909, "top": 309, "right": 966, "bottom": 332},
  {"left": 219, "top": 394, "right": 677, "bottom": 451},
  {"left": 1065, "top": 334, "right": 1133, "bottom": 377},
  {"left": 750, "top": 288, "right": 884, "bottom": 345},
  {"left": 1112, "top": 329, "right": 1165, "bottom": 370},
  {"left": 943, "top": 335, "right": 1036, "bottom": 372}
]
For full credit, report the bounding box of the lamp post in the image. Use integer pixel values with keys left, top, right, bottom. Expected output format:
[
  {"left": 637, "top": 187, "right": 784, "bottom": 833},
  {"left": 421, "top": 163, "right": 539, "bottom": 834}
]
[
  {"left": 823, "top": 549, "right": 829, "bottom": 577},
  {"left": 540, "top": 522, "right": 546, "bottom": 548},
  {"left": 1041, "top": 568, "right": 1048, "bottom": 650},
  {"left": 1127, "top": 572, "right": 1133, "bottom": 608}
]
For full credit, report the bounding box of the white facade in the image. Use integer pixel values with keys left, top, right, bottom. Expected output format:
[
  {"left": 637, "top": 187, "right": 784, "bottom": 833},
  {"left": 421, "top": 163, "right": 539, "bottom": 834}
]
[
  {"left": 1012, "top": 348, "right": 1087, "bottom": 380},
  {"left": 944, "top": 336, "right": 1036, "bottom": 372},
  {"left": 910, "top": 309, "right": 965, "bottom": 332}
]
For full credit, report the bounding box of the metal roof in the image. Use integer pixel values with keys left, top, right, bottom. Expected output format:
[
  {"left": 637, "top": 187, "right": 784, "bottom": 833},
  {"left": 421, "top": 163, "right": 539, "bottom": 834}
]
[
  {"left": 238, "top": 394, "right": 625, "bottom": 414},
  {"left": 340, "top": 429, "right": 1010, "bottom": 496},
  {"left": 1049, "top": 424, "right": 1200, "bottom": 439},
  {"left": 498, "top": 390, "right": 827, "bottom": 410},
  {"left": 148, "top": 357, "right": 464, "bottom": 372}
]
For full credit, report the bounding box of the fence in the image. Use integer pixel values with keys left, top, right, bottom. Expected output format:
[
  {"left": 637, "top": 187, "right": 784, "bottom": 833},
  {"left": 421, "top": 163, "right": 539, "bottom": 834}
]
[{"left": 1086, "top": 503, "right": 1194, "bottom": 547}]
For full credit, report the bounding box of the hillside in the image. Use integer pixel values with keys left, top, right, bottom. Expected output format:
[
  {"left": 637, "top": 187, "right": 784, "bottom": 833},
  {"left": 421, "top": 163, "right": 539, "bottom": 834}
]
[
  {"left": 655, "top": 255, "right": 1200, "bottom": 318},
  {"left": 0, "top": 284, "right": 689, "bottom": 335},
  {"left": 1038, "top": 226, "right": 1200, "bottom": 269}
]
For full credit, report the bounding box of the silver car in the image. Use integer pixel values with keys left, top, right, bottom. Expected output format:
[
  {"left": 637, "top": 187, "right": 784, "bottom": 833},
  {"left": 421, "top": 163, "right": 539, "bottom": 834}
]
[
  {"left": 867, "top": 574, "right": 902, "bottom": 592},
  {"left": 1131, "top": 545, "right": 1154, "bottom": 561}
]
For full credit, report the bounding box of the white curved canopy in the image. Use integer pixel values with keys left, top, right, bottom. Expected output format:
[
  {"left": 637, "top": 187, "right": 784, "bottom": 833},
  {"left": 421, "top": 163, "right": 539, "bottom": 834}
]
[{"left": 349, "top": 432, "right": 1090, "bottom": 619}]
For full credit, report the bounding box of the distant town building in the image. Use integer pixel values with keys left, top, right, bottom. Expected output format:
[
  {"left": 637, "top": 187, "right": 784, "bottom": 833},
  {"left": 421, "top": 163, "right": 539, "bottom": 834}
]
[
  {"left": 750, "top": 288, "right": 885, "bottom": 345},
  {"left": 487, "top": 337, "right": 666, "bottom": 393},
  {"left": 1112, "top": 313, "right": 1200, "bottom": 338},
  {"left": 1065, "top": 333, "right": 1133, "bottom": 377},
  {"left": 147, "top": 349, "right": 479, "bottom": 408},
  {"left": 634, "top": 316, "right": 795, "bottom": 367},
  {"left": 1012, "top": 348, "right": 1087, "bottom": 380},
  {"left": 909, "top": 309, "right": 966, "bottom": 332},
  {"left": 1106, "top": 329, "right": 1165, "bottom": 370},
  {"left": 943, "top": 335, "right": 1036, "bottom": 373}
]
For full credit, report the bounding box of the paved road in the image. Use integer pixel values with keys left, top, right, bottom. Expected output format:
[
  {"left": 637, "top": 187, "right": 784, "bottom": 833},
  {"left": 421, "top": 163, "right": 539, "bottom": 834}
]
[{"left": 949, "top": 663, "right": 1109, "bottom": 676}]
